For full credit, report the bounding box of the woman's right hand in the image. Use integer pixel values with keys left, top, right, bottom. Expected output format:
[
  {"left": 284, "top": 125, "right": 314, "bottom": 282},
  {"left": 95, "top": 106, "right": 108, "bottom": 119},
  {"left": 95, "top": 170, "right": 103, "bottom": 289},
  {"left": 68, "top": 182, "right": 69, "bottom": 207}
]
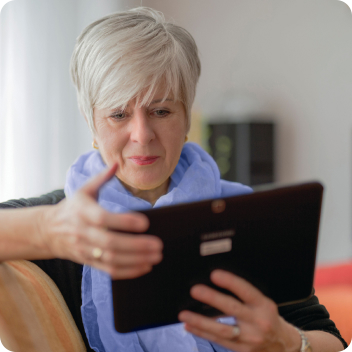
[{"left": 39, "top": 164, "right": 163, "bottom": 280}]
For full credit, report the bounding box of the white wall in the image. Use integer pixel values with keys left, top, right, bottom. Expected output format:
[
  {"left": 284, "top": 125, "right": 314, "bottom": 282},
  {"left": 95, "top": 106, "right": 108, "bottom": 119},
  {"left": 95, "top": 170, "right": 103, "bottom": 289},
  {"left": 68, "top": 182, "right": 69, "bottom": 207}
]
[
  {"left": 1, "top": 0, "right": 351, "bottom": 264},
  {"left": 147, "top": 0, "right": 352, "bottom": 264},
  {"left": 0, "top": 0, "right": 124, "bottom": 200}
]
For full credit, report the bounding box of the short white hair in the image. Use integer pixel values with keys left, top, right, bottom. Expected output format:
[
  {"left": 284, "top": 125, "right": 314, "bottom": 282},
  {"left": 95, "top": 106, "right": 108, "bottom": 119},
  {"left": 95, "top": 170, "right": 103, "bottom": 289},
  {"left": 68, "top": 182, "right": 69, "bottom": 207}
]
[{"left": 70, "top": 7, "right": 201, "bottom": 133}]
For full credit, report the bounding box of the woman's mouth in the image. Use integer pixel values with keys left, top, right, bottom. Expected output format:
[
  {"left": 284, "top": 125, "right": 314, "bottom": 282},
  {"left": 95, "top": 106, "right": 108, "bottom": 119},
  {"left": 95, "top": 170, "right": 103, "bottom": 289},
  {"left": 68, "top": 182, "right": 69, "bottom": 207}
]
[{"left": 128, "top": 156, "right": 160, "bottom": 165}]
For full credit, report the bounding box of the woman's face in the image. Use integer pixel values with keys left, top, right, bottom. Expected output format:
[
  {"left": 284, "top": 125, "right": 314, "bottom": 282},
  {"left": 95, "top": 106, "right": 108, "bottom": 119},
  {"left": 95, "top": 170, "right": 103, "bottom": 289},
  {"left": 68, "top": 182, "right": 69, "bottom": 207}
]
[{"left": 93, "top": 86, "right": 187, "bottom": 198}]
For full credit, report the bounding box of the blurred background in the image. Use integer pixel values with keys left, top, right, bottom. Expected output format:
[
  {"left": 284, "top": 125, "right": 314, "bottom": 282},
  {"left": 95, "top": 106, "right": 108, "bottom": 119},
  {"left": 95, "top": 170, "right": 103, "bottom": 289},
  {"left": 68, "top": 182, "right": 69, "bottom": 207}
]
[{"left": 1, "top": 0, "right": 352, "bottom": 342}]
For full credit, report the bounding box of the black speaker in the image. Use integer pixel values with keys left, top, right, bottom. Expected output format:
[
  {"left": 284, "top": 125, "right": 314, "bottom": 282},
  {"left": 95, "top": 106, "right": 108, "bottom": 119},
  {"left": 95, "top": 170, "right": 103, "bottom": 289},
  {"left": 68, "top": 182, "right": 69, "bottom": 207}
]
[{"left": 207, "top": 122, "right": 275, "bottom": 186}]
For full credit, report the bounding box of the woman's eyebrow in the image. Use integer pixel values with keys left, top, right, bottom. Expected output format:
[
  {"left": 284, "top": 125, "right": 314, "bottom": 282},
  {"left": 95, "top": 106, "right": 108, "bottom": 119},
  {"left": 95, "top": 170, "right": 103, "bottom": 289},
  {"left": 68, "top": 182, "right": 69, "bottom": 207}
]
[
  {"left": 150, "top": 98, "right": 173, "bottom": 104},
  {"left": 110, "top": 107, "right": 124, "bottom": 112}
]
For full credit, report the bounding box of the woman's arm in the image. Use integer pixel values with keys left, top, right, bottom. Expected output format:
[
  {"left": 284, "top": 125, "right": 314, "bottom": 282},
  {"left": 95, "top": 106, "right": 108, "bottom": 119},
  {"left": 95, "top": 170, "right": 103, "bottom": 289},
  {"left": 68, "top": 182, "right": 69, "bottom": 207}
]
[
  {"left": 0, "top": 165, "right": 163, "bottom": 279},
  {"left": 0, "top": 205, "right": 55, "bottom": 261},
  {"left": 305, "top": 330, "right": 345, "bottom": 351},
  {"left": 179, "top": 270, "right": 346, "bottom": 352},
  {"left": 278, "top": 289, "right": 346, "bottom": 349}
]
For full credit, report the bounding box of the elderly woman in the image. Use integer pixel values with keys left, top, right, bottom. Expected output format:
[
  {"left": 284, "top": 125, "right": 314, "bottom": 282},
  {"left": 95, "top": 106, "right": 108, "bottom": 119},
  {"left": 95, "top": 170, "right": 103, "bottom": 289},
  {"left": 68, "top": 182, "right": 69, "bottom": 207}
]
[{"left": 0, "top": 7, "right": 347, "bottom": 352}]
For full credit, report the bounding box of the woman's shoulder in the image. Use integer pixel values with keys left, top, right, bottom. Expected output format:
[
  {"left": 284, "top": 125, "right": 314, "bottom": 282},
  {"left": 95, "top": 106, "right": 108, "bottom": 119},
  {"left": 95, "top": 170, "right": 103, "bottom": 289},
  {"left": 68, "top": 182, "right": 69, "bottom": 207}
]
[{"left": 220, "top": 179, "right": 253, "bottom": 198}]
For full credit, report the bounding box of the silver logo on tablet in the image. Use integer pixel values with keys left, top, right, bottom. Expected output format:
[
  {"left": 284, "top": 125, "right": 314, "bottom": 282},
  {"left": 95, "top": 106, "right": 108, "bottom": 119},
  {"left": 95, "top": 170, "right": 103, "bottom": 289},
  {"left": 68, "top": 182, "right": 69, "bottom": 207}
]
[
  {"left": 200, "top": 238, "right": 232, "bottom": 256},
  {"left": 200, "top": 229, "right": 235, "bottom": 256}
]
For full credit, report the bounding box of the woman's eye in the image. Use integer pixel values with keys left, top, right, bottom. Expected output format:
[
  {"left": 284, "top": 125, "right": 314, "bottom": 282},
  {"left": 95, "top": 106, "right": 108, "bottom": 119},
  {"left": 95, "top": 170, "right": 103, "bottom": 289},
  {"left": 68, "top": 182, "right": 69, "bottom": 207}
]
[
  {"left": 154, "top": 109, "right": 169, "bottom": 117},
  {"left": 110, "top": 112, "right": 126, "bottom": 120}
]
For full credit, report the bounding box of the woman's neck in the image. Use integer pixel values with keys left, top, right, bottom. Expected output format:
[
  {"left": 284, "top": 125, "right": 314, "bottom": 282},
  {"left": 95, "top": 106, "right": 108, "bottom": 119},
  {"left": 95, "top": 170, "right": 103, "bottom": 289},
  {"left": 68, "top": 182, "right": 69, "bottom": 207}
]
[{"left": 119, "top": 178, "right": 170, "bottom": 206}]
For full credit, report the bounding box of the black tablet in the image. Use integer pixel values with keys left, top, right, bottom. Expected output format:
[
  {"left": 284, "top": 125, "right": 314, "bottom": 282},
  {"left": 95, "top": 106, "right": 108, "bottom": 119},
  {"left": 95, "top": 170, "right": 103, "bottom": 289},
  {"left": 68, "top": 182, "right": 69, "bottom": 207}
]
[{"left": 112, "top": 182, "right": 323, "bottom": 333}]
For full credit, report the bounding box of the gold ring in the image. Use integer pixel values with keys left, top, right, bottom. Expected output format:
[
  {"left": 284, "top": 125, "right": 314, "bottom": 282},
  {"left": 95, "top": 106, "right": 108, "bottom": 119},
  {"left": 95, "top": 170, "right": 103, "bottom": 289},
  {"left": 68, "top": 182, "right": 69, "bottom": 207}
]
[
  {"left": 231, "top": 325, "right": 240, "bottom": 339},
  {"left": 92, "top": 247, "right": 103, "bottom": 260}
]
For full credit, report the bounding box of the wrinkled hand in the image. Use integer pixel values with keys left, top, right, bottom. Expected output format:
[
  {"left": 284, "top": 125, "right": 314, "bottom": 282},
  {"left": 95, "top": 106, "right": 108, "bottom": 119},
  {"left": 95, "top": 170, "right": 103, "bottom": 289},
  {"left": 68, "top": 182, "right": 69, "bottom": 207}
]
[
  {"left": 39, "top": 164, "right": 163, "bottom": 279},
  {"left": 179, "top": 270, "right": 300, "bottom": 352}
]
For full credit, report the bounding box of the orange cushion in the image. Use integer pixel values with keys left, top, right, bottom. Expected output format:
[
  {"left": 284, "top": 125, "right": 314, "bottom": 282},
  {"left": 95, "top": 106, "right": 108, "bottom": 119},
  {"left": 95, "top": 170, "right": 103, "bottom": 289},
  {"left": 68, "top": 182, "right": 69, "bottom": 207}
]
[{"left": 0, "top": 260, "right": 86, "bottom": 352}]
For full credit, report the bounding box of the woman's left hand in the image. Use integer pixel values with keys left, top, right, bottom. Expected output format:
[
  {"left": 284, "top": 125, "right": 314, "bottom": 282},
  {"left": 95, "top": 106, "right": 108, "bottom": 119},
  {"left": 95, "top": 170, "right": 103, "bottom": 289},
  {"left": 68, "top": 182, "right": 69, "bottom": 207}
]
[{"left": 178, "top": 269, "right": 301, "bottom": 352}]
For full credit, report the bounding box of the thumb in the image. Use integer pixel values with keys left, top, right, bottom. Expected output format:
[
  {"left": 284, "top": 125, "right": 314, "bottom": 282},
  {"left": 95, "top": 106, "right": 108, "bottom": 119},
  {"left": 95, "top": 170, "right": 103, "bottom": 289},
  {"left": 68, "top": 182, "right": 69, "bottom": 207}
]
[{"left": 80, "top": 163, "right": 118, "bottom": 199}]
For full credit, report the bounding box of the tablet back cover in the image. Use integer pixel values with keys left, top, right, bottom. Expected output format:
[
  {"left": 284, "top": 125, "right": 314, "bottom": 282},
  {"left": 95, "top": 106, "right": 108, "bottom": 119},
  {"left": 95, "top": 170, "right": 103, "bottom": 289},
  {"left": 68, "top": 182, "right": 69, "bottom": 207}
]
[{"left": 112, "top": 182, "right": 323, "bottom": 333}]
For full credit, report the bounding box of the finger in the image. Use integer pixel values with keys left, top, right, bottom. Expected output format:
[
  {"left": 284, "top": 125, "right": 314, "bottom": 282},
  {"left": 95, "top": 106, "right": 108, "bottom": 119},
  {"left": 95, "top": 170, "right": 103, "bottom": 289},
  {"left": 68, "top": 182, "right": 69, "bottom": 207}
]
[
  {"left": 85, "top": 259, "right": 153, "bottom": 280},
  {"left": 182, "top": 323, "right": 241, "bottom": 351},
  {"left": 107, "top": 233, "right": 163, "bottom": 253},
  {"left": 179, "top": 311, "right": 238, "bottom": 341},
  {"left": 86, "top": 246, "right": 159, "bottom": 268},
  {"left": 210, "top": 270, "right": 265, "bottom": 306},
  {"left": 69, "top": 238, "right": 160, "bottom": 268},
  {"left": 189, "top": 284, "right": 251, "bottom": 320},
  {"left": 85, "top": 228, "right": 163, "bottom": 253},
  {"left": 104, "top": 212, "right": 150, "bottom": 233},
  {"left": 109, "top": 265, "right": 153, "bottom": 280},
  {"left": 80, "top": 163, "right": 118, "bottom": 199},
  {"left": 99, "top": 249, "right": 162, "bottom": 267},
  {"left": 80, "top": 200, "right": 150, "bottom": 233}
]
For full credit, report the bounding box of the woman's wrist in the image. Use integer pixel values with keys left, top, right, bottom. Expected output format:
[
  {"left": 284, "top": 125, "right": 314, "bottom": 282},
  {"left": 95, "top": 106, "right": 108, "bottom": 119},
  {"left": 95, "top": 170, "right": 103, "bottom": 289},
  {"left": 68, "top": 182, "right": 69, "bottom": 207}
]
[{"left": 278, "top": 317, "right": 302, "bottom": 352}]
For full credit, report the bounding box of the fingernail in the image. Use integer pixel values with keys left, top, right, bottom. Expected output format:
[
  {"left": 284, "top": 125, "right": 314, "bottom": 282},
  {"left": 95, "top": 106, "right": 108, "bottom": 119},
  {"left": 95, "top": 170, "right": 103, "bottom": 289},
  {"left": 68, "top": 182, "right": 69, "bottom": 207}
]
[
  {"left": 136, "top": 214, "right": 149, "bottom": 228},
  {"left": 138, "top": 218, "right": 149, "bottom": 228},
  {"left": 149, "top": 253, "right": 162, "bottom": 263},
  {"left": 142, "top": 265, "right": 152, "bottom": 273},
  {"left": 148, "top": 242, "right": 161, "bottom": 251},
  {"left": 211, "top": 269, "right": 226, "bottom": 278},
  {"left": 178, "top": 311, "right": 188, "bottom": 321},
  {"left": 191, "top": 285, "right": 205, "bottom": 297}
]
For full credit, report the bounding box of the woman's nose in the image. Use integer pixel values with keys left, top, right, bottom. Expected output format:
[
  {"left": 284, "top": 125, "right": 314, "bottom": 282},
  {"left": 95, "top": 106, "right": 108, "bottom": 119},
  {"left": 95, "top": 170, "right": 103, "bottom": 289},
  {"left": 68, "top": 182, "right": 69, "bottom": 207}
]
[{"left": 130, "top": 110, "right": 156, "bottom": 145}]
